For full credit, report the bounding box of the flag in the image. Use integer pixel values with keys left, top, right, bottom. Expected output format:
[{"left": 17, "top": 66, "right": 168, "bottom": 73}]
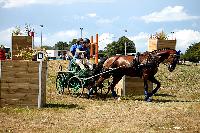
[{"left": 29, "top": 31, "right": 34, "bottom": 37}]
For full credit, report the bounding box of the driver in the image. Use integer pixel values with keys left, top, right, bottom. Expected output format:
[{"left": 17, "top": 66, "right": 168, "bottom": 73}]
[
  {"left": 69, "top": 38, "right": 83, "bottom": 57},
  {"left": 68, "top": 38, "right": 83, "bottom": 70},
  {"left": 75, "top": 38, "right": 93, "bottom": 70}
]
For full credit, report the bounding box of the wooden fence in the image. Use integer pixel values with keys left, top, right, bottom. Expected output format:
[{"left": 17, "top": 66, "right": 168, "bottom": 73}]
[
  {"left": 0, "top": 60, "right": 47, "bottom": 108},
  {"left": 148, "top": 39, "right": 176, "bottom": 52},
  {"left": 115, "top": 76, "right": 153, "bottom": 96}
]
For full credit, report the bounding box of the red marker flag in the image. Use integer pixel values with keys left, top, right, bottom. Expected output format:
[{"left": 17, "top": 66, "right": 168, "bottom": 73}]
[{"left": 30, "top": 31, "right": 34, "bottom": 37}]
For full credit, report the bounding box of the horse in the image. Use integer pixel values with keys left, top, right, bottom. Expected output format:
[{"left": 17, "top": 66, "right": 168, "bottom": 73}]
[
  {"left": 87, "top": 52, "right": 150, "bottom": 98},
  {"left": 88, "top": 49, "right": 180, "bottom": 101},
  {"left": 140, "top": 49, "right": 180, "bottom": 101}
]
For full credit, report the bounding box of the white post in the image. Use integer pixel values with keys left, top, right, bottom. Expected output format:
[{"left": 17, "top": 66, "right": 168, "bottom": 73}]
[
  {"left": 46, "top": 61, "right": 48, "bottom": 80},
  {"left": 38, "top": 60, "right": 42, "bottom": 108},
  {"left": 122, "top": 76, "right": 125, "bottom": 96}
]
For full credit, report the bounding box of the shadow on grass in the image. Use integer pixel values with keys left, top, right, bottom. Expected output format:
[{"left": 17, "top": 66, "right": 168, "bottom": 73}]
[
  {"left": 154, "top": 93, "right": 176, "bottom": 97},
  {"left": 153, "top": 99, "right": 200, "bottom": 103},
  {"left": 44, "top": 103, "right": 84, "bottom": 109},
  {"left": 132, "top": 97, "right": 200, "bottom": 103},
  {"left": 81, "top": 93, "right": 113, "bottom": 101}
]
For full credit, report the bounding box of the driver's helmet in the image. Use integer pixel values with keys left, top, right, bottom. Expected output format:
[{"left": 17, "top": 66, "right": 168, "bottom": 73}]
[
  {"left": 83, "top": 38, "right": 90, "bottom": 44},
  {"left": 77, "top": 38, "right": 83, "bottom": 44}
]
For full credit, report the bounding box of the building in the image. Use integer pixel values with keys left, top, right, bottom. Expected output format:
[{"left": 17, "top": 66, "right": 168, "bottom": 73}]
[{"left": 46, "top": 50, "right": 68, "bottom": 60}]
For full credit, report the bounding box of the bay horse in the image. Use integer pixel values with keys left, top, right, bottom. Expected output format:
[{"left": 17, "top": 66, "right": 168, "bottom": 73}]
[{"left": 89, "top": 49, "right": 180, "bottom": 102}]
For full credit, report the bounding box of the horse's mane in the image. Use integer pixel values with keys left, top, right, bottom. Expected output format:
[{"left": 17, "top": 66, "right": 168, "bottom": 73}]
[
  {"left": 147, "top": 48, "right": 176, "bottom": 56},
  {"left": 140, "top": 48, "right": 174, "bottom": 56},
  {"left": 151, "top": 48, "right": 175, "bottom": 53},
  {"left": 136, "top": 48, "right": 176, "bottom": 65}
]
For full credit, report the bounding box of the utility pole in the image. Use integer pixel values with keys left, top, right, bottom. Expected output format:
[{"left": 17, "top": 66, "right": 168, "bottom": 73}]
[
  {"left": 124, "top": 29, "right": 127, "bottom": 55},
  {"left": 80, "top": 27, "right": 83, "bottom": 38},
  {"left": 171, "top": 31, "right": 175, "bottom": 40},
  {"left": 40, "top": 25, "right": 44, "bottom": 48}
]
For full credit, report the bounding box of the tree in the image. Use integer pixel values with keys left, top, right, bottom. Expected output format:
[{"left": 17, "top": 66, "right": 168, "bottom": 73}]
[
  {"left": 98, "top": 50, "right": 108, "bottom": 58},
  {"left": 104, "top": 36, "right": 136, "bottom": 56},
  {"left": 184, "top": 42, "right": 200, "bottom": 63},
  {"left": 54, "top": 41, "right": 69, "bottom": 50},
  {"left": 68, "top": 39, "right": 77, "bottom": 48}
]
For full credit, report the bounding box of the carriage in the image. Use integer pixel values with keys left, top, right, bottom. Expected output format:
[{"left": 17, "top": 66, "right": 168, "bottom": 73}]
[
  {"left": 55, "top": 57, "right": 112, "bottom": 97},
  {"left": 56, "top": 58, "right": 91, "bottom": 96},
  {"left": 56, "top": 48, "right": 180, "bottom": 101}
]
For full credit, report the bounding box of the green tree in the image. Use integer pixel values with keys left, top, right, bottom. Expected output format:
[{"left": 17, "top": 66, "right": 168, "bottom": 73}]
[
  {"left": 104, "top": 36, "right": 136, "bottom": 56},
  {"left": 184, "top": 42, "right": 200, "bottom": 63},
  {"left": 54, "top": 41, "right": 69, "bottom": 50},
  {"left": 68, "top": 39, "right": 77, "bottom": 48}
]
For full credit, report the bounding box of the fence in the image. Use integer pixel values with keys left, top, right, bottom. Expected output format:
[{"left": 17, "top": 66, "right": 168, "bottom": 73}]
[
  {"left": 0, "top": 60, "right": 47, "bottom": 108},
  {"left": 115, "top": 76, "right": 153, "bottom": 96},
  {"left": 148, "top": 39, "right": 176, "bottom": 52}
]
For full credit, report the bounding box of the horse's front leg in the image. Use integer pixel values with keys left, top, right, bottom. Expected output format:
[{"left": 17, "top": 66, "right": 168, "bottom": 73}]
[
  {"left": 108, "top": 75, "right": 123, "bottom": 99},
  {"left": 144, "top": 80, "right": 149, "bottom": 101},
  {"left": 147, "top": 76, "right": 161, "bottom": 101}
]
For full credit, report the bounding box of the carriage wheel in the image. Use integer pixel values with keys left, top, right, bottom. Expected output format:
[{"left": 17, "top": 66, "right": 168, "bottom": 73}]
[
  {"left": 67, "top": 76, "right": 84, "bottom": 97},
  {"left": 56, "top": 74, "right": 65, "bottom": 94}
]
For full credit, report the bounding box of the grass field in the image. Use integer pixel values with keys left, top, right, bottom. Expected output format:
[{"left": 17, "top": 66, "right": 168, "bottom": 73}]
[{"left": 1, "top": 60, "right": 200, "bottom": 133}]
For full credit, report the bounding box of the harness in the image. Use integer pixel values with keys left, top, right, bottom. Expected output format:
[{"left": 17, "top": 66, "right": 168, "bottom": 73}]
[
  {"left": 133, "top": 53, "right": 159, "bottom": 76},
  {"left": 136, "top": 53, "right": 140, "bottom": 64}
]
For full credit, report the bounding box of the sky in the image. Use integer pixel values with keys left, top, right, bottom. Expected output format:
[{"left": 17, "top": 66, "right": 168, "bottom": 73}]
[{"left": 0, "top": 0, "right": 200, "bottom": 53}]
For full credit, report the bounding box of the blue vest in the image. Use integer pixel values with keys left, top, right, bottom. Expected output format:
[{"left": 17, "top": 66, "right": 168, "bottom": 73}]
[
  {"left": 74, "top": 45, "right": 90, "bottom": 59},
  {"left": 70, "top": 44, "right": 77, "bottom": 56}
]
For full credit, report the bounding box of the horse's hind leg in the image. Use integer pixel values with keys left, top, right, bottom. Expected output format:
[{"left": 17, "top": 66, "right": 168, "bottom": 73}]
[
  {"left": 86, "top": 76, "right": 104, "bottom": 98},
  {"left": 88, "top": 75, "right": 109, "bottom": 98},
  {"left": 144, "top": 80, "right": 149, "bottom": 101}
]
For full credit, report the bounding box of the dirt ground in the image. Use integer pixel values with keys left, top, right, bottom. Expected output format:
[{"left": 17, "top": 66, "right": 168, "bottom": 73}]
[{"left": 0, "top": 61, "right": 200, "bottom": 133}]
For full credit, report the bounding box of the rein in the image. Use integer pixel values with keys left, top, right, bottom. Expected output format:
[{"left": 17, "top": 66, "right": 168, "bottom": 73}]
[{"left": 84, "top": 64, "right": 126, "bottom": 80}]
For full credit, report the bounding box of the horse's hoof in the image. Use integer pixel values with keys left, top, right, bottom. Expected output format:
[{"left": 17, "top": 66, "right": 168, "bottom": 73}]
[
  {"left": 86, "top": 94, "right": 90, "bottom": 99},
  {"left": 117, "top": 97, "right": 121, "bottom": 101},
  {"left": 146, "top": 97, "right": 152, "bottom": 102},
  {"left": 57, "top": 91, "right": 63, "bottom": 95},
  {"left": 114, "top": 97, "right": 120, "bottom": 101},
  {"left": 144, "top": 96, "right": 149, "bottom": 101}
]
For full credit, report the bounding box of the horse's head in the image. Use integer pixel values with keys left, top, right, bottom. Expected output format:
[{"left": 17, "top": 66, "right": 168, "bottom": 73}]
[
  {"left": 156, "top": 49, "right": 180, "bottom": 72},
  {"left": 167, "top": 50, "right": 181, "bottom": 72}
]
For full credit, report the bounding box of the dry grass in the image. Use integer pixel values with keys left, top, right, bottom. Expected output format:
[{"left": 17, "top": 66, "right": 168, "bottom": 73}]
[{"left": 1, "top": 61, "right": 200, "bottom": 133}]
